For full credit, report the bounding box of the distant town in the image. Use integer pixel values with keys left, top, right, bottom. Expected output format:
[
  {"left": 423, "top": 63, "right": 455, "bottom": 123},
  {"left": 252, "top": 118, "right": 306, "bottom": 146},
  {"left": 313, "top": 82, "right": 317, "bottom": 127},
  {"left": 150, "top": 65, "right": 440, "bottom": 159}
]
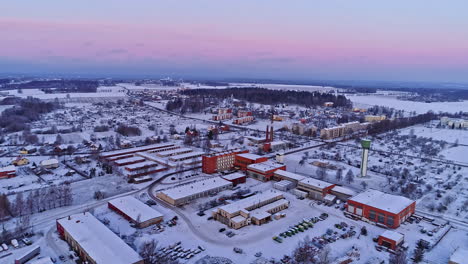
[{"left": 0, "top": 78, "right": 466, "bottom": 264}]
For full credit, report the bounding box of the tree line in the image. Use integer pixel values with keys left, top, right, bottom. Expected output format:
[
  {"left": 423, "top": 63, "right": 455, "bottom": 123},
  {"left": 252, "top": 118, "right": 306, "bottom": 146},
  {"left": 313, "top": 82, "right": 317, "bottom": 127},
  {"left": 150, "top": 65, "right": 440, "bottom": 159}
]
[
  {"left": 367, "top": 112, "right": 437, "bottom": 135},
  {"left": 182, "top": 87, "right": 352, "bottom": 108}
]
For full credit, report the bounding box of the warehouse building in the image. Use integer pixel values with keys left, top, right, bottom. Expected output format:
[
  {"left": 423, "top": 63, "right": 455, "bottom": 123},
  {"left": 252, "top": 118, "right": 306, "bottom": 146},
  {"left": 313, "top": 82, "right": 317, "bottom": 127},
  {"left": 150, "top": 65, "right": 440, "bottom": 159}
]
[
  {"left": 108, "top": 196, "right": 163, "bottom": 228},
  {"left": 346, "top": 189, "right": 416, "bottom": 228},
  {"left": 99, "top": 143, "right": 175, "bottom": 160},
  {"left": 297, "top": 178, "right": 336, "bottom": 201},
  {"left": 114, "top": 156, "right": 145, "bottom": 166},
  {"left": 273, "top": 170, "right": 305, "bottom": 187},
  {"left": 246, "top": 161, "right": 286, "bottom": 181},
  {"left": 156, "top": 147, "right": 192, "bottom": 158},
  {"left": 0, "top": 165, "right": 16, "bottom": 179},
  {"left": 212, "top": 191, "right": 289, "bottom": 229},
  {"left": 378, "top": 230, "right": 404, "bottom": 250},
  {"left": 449, "top": 248, "right": 468, "bottom": 264},
  {"left": 56, "top": 212, "right": 143, "bottom": 264},
  {"left": 156, "top": 178, "right": 233, "bottom": 206},
  {"left": 169, "top": 151, "right": 205, "bottom": 163},
  {"left": 202, "top": 149, "right": 248, "bottom": 174},
  {"left": 234, "top": 153, "right": 268, "bottom": 171}
]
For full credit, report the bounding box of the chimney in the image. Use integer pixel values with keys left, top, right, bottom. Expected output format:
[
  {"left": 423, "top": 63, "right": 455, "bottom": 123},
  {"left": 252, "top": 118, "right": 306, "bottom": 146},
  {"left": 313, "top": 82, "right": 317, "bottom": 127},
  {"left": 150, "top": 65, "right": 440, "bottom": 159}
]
[
  {"left": 270, "top": 126, "right": 274, "bottom": 142},
  {"left": 266, "top": 125, "right": 269, "bottom": 142}
]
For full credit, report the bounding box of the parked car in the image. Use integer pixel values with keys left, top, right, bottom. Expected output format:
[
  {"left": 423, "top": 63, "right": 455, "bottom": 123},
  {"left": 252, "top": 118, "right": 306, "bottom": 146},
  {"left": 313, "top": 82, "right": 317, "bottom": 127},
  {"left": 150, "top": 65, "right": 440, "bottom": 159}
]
[
  {"left": 219, "top": 228, "right": 226, "bottom": 233},
  {"left": 11, "top": 239, "right": 19, "bottom": 248},
  {"left": 22, "top": 238, "right": 32, "bottom": 245},
  {"left": 2, "top": 243, "right": 8, "bottom": 251}
]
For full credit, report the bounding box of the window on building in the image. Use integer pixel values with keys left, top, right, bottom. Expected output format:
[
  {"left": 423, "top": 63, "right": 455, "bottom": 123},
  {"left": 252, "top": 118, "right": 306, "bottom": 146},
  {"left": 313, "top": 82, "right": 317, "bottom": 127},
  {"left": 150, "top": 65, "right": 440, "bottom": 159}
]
[
  {"left": 369, "top": 210, "right": 376, "bottom": 220},
  {"left": 378, "top": 213, "right": 385, "bottom": 223},
  {"left": 387, "top": 216, "right": 394, "bottom": 226}
]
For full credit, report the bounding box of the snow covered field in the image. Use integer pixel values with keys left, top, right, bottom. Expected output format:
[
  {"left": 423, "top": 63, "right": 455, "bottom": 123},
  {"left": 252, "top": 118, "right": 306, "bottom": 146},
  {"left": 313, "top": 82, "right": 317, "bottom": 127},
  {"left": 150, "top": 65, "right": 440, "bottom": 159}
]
[{"left": 348, "top": 94, "right": 468, "bottom": 114}]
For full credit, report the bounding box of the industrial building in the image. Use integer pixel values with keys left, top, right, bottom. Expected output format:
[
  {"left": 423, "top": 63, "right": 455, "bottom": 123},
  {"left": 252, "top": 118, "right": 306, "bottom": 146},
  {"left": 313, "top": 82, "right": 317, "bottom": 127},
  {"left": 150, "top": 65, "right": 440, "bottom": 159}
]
[
  {"left": 234, "top": 153, "right": 268, "bottom": 171},
  {"left": 440, "top": 116, "right": 468, "bottom": 129},
  {"left": 346, "top": 189, "right": 416, "bottom": 228},
  {"left": 56, "top": 212, "right": 143, "bottom": 264},
  {"left": 221, "top": 172, "right": 247, "bottom": 186},
  {"left": 297, "top": 178, "right": 336, "bottom": 201},
  {"left": 168, "top": 151, "right": 205, "bottom": 163},
  {"left": 212, "top": 191, "right": 289, "bottom": 229},
  {"left": 246, "top": 161, "right": 286, "bottom": 181},
  {"left": 156, "top": 147, "right": 192, "bottom": 158},
  {"left": 449, "top": 248, "right": 468, "bottom": 264},
  {"left": 108, "top": 196, "right": 163, "bottom": 228},
  {"left": 156, "top": 177, "right": 233, "bottom": 206},
  {"left": 99, "top": 143, "right": 175, "bottom": 160},
  {"left": 378, "top": 230, "right": 404, "bottom": 250},
  {"left": 114, "top": 156, "right": 145, "bottom": 166},
  {"left": 0, "top": 165, "right": 16, "bottom": 179},
  {"left": 273, "top": 170, "right": 305, "bottom": 186},
  {"left": 202, "top": 149, "right": 248, "bottom": 174}
]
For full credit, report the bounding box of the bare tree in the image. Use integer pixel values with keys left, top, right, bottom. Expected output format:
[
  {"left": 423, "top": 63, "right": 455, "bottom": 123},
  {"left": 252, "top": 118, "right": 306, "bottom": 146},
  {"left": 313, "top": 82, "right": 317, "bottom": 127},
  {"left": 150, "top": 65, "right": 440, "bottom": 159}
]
[
  {"left": 139, "top": 239, "right": 179, "bottom": 264},
  {"left": 389, "top": 250, "right": 408, "bottom": 264}
]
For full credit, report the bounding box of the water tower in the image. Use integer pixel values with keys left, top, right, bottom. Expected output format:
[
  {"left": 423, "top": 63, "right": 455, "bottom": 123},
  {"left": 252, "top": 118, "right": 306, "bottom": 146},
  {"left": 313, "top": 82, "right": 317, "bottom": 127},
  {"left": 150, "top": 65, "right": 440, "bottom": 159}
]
[{"left": 360, "top": 139, "right": 371, "bottom": 177}]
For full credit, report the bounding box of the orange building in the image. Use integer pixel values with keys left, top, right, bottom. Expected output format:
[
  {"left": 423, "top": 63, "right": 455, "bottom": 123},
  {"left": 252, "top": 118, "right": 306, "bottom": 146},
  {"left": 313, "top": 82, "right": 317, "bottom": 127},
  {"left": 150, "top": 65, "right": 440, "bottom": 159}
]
[
  {"left": 234, "top": 153, "right": 268, "bottom": 171},
  {"left": 202, "top": 149, "right": 248, "bottom": 174}
]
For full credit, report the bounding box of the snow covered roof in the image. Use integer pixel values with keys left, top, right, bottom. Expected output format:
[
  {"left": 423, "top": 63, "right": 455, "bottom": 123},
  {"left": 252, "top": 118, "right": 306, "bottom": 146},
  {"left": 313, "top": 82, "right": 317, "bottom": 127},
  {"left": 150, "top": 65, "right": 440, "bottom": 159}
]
[
  {"left": 349, "top": 189, "right": 415, "bottom": 214},
  {"left": 114, "top": 156, "right": 145, "bottom": 165},
  {"left": 169, "top": 151, "right": 205, "bottom": 161},
  {"left": 157, "top": 147, "right": 191, "bottom": 157},
  {"left": 450, "top": 248, "right": 468, "bottom": 264},
  {"left": 29, "top": 258, "right": 54, "bottom": 264},
  {"left": 100, "top": 143, "right": 174, "bottom": 158},
  {"left": 0, "top": 165, "right": 16, "bottom": 173},
  {"left": 57, "top": 212, "right": 142, "bottom": 264},
  {"left": 222, "top": 172, "right": 246, "bottom": 181},
  {"left": 40, "top": 159, "right": 59, "bottom": 166},
  {"left": 250, "top": 199, "right": 289, "bottom": 220},
  {"left": 109, "top": 196, "right": 163, "bottom": 223},
  {"left": 124, "top": 161, "right": 158, "bottom": 170},
  {"left": 299, "top": 178, "right": 334, "bottom": 190},
  {"left": 219, "top": 191, "right": 283, "bottom": 214},
  {"left": 274, "top": 170, "right": 306, "bottom": 182},
  {"left": 380, "top": 230, "right": 404, "bottom": 244},
  {"left": 247, "top": 161, "right": 284, "bottom": 173},
  {"left": 331, "top": 185, "right": 357, "bottom": 196},
  {"left": 158, "top": 178, "right": 232, "bottom": 200},
  {"left": 236, "top": 153, "right": 263, "bottom": 160}
]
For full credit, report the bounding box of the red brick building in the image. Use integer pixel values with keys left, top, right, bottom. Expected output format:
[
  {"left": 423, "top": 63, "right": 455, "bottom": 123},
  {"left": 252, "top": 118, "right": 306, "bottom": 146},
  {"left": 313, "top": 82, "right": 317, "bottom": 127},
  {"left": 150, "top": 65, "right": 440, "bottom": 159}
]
[
  {"left": 234, "top": 153, "right": 268, "bottom": 171},
  {"left": 202, "top": 149, "right": 248, "bottom": 174},
  {"left": 0, "top": 165, "right": 16, "bottom": 179},
  {"left": 346, "top": 189, "right": 416, "bottom": 229},
  {"left": 378, "top": 230, "right": 404, "bottom": 250},
  {"left": 221, "top": 172, "right": 247, "bottom": 186}
]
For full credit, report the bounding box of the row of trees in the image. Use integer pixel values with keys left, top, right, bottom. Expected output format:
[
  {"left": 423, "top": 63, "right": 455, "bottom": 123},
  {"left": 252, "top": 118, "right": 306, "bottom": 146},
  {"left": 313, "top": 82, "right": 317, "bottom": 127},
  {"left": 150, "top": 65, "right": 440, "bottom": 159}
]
[
  {"left": 182, "top": 87, "right": 352, "bottom": 108},
  {"left": 368, "top": 112, "right": 437, "bottom": 135},
  {"left": 4, "top": 185, "right": 73, "bottom": 219}
]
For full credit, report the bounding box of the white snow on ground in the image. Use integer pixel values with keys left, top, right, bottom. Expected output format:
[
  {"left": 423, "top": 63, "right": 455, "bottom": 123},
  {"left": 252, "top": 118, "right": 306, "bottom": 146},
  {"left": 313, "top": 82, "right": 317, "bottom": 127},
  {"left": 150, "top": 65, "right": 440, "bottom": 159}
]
[
  {"left": 399, "top": 124, "right": 468, "bottom": 145},
  {"left": 348, "top": 94, "right": 468, "bottom": 114}
]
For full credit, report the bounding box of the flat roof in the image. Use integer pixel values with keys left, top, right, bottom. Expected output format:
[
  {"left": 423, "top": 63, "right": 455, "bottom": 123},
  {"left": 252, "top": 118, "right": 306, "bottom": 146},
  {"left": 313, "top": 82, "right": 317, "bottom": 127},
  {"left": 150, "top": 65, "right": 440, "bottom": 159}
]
[
  {"left": 450, "top": 248, "right": 468, "bottom": 263},
  {"left": 30, "top": 258, "right": 54, "bottom": 264},
  {"left": 299, "top": 178, "right": 334, "bottom": 190},
  {"left": 109, "top": 196, "right": 162, "bottom": 223},
  {"left": 114, "top": 156, "right": 145, "bottom": 164},
  {"left": 247, "top": 161, "right": 284, "bottom": 173},
  {"left": 250, "top": 199, "right": 289, "bottom": 220},
  {"left": 349, "top": 189, "right": 414, "bottom": 214},
  {"left": 157, "top": 147, "right": 192, "bottom": 156},
  {"left": 0, "top": 165, "right": 16, "bottom": 172},
  {"left": 236, "top": 153, "right": 263, "bottom": 160},
  {"left": 125, "top": 161, "right": 158, "bottom": 170},
  {"left": 158, "top": 177, "right": 232, "bottom": 200},
  {"left": 222, "top": 172, "right": 246, "bottom": 181},
  {"left": 169, "top": 151, "right": 205, "bottom": 161},
  {"left": 100, "top": 143, "right": 174, "bottom": 157},
  {"left": 274, "top": 170, "right": 306, "bottom": 181},
  {"left": 57, "top": 212, "right": 142, "bottom": 264},
  {"left": 219, "top": 190, "right": 283, "bottom": 215},
  {"left": 331, "top": 185, "right": 357, "bottom": 196},
  {"left": 380, "top": 230, "right": 404, "bottom": 243}
]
